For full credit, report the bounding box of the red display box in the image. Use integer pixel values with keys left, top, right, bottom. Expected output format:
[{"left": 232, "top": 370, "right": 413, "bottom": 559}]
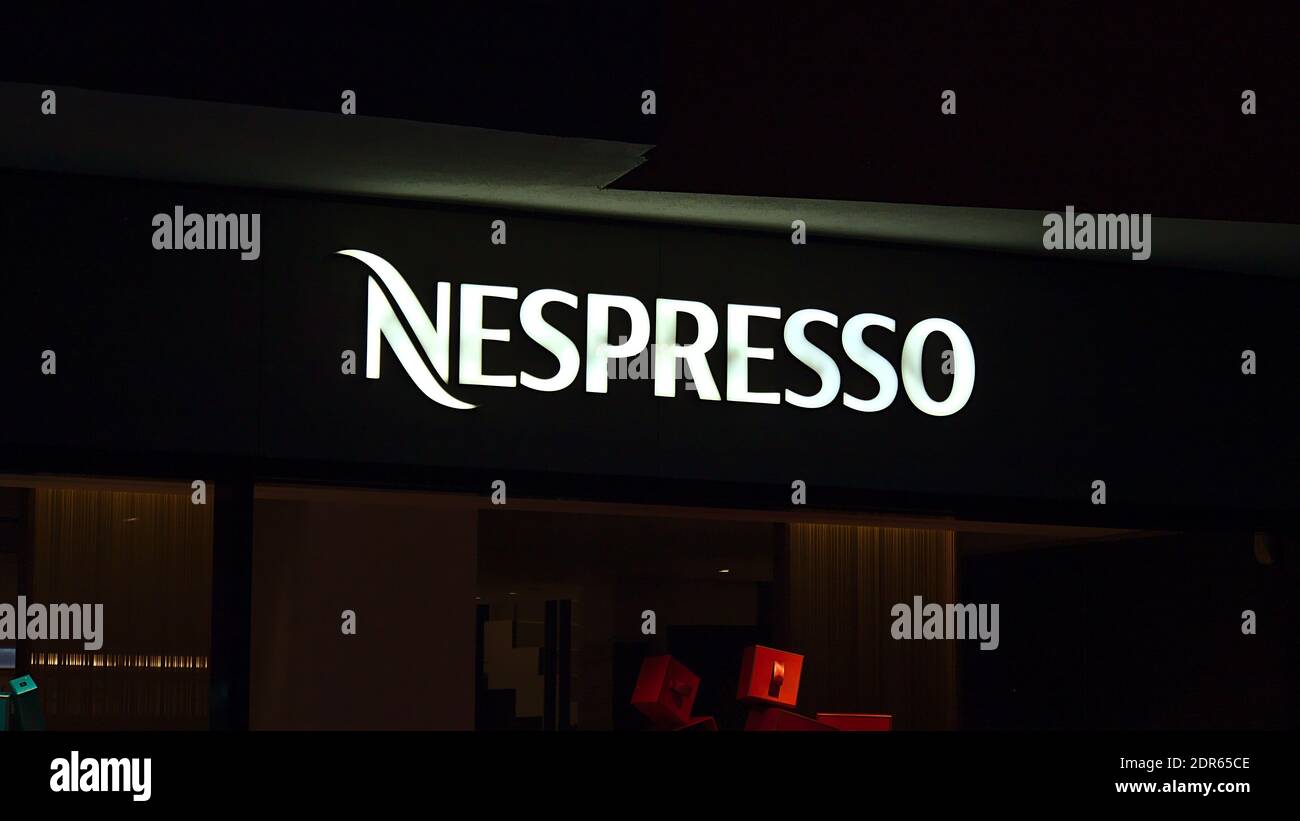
[
  {"left": 736, "top": 645, "right": 804, "bottom": 707},
  {"left": 631, "top": 655, "right": 700, "bottom": 727},
  {"left": 744, "top": 706, "right": 835, "bottom": 731},
  {"left": 673, "top": 716, "right": 718, "bottom": 731},
  {"left": 815, "top": 712, "right": 893, "bottom": 731}
]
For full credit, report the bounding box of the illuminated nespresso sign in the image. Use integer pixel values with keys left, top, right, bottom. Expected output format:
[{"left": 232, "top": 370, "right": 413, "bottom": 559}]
[{"left": 339, "top": 250, "right": 975, "bottom": 415}]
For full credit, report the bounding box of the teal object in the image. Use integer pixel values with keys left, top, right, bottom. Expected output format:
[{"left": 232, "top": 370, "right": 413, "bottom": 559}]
[
  {"left": 8, "top": 675, "right": 44, "bottom": 731},
  {"left": 0, "top": 690, "right": 9, "bottom": 731},
  {"left": 9, "top": 675, "right": 36, "bottom": 695}
]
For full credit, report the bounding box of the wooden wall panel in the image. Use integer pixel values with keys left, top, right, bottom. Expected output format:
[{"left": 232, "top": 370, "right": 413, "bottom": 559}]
[
  {"left": 784, "top": 524, "right": 956, "bottom": 729},
  {"left": 28, "top": 488, "right": 212, "bottom": 729}
]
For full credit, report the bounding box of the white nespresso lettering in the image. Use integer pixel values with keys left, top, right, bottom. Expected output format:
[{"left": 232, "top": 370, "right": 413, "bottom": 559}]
[
  {"left": 841, "top": 313, "right": 898, "bottom": 412},
  {"left": 901, "top": 318, "right": 975, "bottom": 416},
  {"left": 459, "top": 283, "right": 518, "bottom": 388},
  {"left": 654, "top": 298, "right": 720, "bottom": 400},
  {"left": 343, "top": 249, "right": 474, "bottom": 410},
  {"left": 783, "top": 308, "right": 840, "bottom": 409},
  {"left": 586, "top": 293, "right": 651, "bottom": 394},
  {"left": 338, "top": 250, "right": 975, "bottom": 415},
  {"left": 726, "top": 304, "right": 781, "bottom": 405},
  {"left": 519, "top": 289, "right": 580, "bottom": 392}
]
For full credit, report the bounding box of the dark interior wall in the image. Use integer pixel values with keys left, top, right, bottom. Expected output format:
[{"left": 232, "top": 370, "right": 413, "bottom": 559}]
[
  {"left": 477, "top": 509, "right": 775, "bottom": 728},
  {"left": 958, "top": 531, "right": 1291, "bottom": 729},
  {"left": 478, "top": 511, "right": 967, "bottom": 729},
  {"left": 250, "top": 497, "right": 476, "bottom": 729}
]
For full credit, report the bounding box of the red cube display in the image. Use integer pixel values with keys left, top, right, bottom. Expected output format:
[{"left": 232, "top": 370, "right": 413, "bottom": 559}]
[
  {"left": 744, "top": 706, "right": 835, "bottom": 731},
  {"left": 815, "top": 712, "right": 893, "bottom": 731},
  {"left": 631, "top": 655, "right": 700, "bottom": 727},
  {"left": 672, "top": 716, "right": 718, "bottom": 731},
  {"left": 736, "top": 645, "right": 804, "bottom": 707}
]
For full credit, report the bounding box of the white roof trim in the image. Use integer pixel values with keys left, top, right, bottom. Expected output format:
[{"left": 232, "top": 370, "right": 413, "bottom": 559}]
[{"left": 2, "top": 82, "right": 1295, "bottom": 277}]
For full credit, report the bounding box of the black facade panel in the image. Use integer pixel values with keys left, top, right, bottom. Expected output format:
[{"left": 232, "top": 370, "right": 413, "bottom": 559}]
[{"left": 1, "top": 171, "right": 1294, "bottom": 522}]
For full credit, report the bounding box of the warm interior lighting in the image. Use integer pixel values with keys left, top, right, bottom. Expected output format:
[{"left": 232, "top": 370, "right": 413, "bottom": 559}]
[{"left": 28, "top": 652, "right": 209, "bottom": 670}]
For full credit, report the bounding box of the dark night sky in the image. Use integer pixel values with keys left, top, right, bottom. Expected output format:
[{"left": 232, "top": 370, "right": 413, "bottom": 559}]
[{"left": 5, "top": 2, "right": 1299, "bottom": 222}]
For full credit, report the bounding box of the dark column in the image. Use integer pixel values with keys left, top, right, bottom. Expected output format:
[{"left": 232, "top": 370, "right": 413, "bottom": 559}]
[
  {"left": 474, "top": 603, "right": 489, "bottom": 729},
  {"left": 210, "top": 477, "right": 254, "bottom": 730},
  {"left": 4, "top": 489, "right": 36, "bottom": 679},
  {"left": 557, "top": 599, "right": 571, "bottom": 731},
  {"left": 542, "top": 600, "right": 557, "bottom": 731}
]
